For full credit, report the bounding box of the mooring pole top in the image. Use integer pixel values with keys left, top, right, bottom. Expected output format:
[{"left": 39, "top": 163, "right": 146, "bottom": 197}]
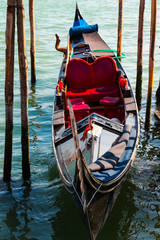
[
  {"left": 17, "top": 0, "right": 24, "bottom": 7},
  {"left": 7, "top": 0, "right": 16, "bottom": 6}
]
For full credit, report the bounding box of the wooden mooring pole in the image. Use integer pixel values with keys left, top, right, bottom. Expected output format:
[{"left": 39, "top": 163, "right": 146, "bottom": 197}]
[
  {"left": 117, "top": 0, "right": 123, "bottom": 61},
  {"left": 136, "top": 0, "right": 145, "bottom": 110},
  {"left": 17, "top": 0, "right": 30, "bottom": 180},
  {"left": 3, "top": 0, "right": 15, "bottom": 182},
  {"left": 145, "top": 0, "right": 157, "bottom": 129},
  {"left": 29, "top": 0, "right": 36, "bottom": 85}
]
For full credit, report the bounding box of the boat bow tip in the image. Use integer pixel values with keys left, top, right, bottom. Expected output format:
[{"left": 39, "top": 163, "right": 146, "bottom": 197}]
[{"left": 76, "top": 2, "right": 78, "bottom": 9}]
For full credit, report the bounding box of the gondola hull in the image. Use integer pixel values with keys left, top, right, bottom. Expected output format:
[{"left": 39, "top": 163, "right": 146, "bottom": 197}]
[{"left": 52, "top": 5, "right": 139, "bottom": 240}]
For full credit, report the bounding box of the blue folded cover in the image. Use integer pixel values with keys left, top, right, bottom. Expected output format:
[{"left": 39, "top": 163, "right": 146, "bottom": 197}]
[
  {"left": 69, "top": 24, "right": 98, "bottom": 37},
  {"left": 73, "top": 19, "right": 88, "bottom": 27}
]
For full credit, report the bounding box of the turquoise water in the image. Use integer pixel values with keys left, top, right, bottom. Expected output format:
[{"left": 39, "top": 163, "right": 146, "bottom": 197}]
[{"left": 0, "top": 0, "right": 160, "bottom": 239}]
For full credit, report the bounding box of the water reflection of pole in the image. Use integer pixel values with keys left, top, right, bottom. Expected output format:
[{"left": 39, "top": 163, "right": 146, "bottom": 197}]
[
  {"left": 3, "top": 0, "right": 15, "bottom": 182},
  {"left": 29, "top": 87, "right": 40, "bottom": 146},
  {"left": 136, "top": 0, "right": 145, "bottom": 110},
  {"left": 117, "top": 0, "right": 123, "bottom": 62},
  {"left": 4, "top": 182, "right": 31, "bottom": 238},
  {"left": 145, "top": 0, "right": 157, "bottom": 130}
]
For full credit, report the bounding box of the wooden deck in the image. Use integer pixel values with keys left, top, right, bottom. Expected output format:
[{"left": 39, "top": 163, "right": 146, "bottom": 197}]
[{"left": 53, "top": 109, "right": 64, "bottom": 126}]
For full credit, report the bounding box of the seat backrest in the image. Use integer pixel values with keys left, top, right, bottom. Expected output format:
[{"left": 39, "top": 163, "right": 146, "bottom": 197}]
[
  {"left": 66, "top": 58, "right": 91, "bottom": 89},
  {"left": 93, "top": 56, "right": 118, "bottom": 87},
  {"left": 66, "top": 56, "right": 118, "bottom": 89}
]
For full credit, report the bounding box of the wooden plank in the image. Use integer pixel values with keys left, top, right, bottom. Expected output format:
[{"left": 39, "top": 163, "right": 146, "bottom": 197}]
[
  {"left": 68, "top": 99, "right": 87, "bottom": 211},
  {"left": 124, "top": 97, "right": 137, "bottom": 113},
  {"left": 53, "top": 109, "right": 64, "bottom": 125},
  {"left": 82, "top": 32, "right": 114, "bottom": 57}
]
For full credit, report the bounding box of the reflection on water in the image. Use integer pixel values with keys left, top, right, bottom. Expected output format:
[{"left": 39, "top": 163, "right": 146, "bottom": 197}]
[
  {"left": 0, "top": 166, "right": 61, "bottom": 240},
  {"left": 0, "top": 0, "right": 160, "bottom": 239},
  {"left": 29, "top": 87, "right": 42, "bottom": 147},
  {"left": 98, "top": 179, "right": 138, "bottom": 240},
  {"left": 0, "top": 182, "right": 31, "bottom": 239},
  {"left": 3, "top": 183, "right": 31, "bottom": 240},
  {"left": 127, "top": 119, "right": 160, "bottom": 240}
]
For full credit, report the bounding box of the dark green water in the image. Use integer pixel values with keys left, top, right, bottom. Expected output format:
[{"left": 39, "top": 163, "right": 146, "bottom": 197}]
[{"left": 0, "top": 0, "right": 160, "bottom": 239}]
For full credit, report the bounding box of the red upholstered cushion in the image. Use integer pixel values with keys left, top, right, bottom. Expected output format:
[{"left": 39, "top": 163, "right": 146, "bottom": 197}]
[
  {"left": 100, "top": 96, "right": 121, "bottom": 106},
  {"left": 69, "top": 98, "right": 85, "bottom": 105},
  {"left": 66, "top": 56, "right": 118, "bottom": 90},
  {"left": 93, "top": 56, "right": 118, "bottom": 87},
  {"left": 72, "top": 104, "right": 90, "bottom": 112},
  {"left": 67, "top": 84, "right": 120, "bottom": 103},
  {"left": 66, "top": 59, "right": 90, "bottom": 89},
  {"left": 67, "top": 103, "right": 90, "bottom": 112}
]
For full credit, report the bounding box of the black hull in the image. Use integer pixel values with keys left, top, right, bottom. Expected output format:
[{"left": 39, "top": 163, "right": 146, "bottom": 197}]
[{"left": 63, "top": 173, "right": 123, "bottom": 240}]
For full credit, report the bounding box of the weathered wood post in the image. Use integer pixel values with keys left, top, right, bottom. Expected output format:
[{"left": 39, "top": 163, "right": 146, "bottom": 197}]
[
  {"left": 136, "top": 0, "right": 145, "bottom": 110},
  {"left": 145, "top": 0, "right": 157, "bottom": 129},
  {"left": 17, "top": 0, "right": 30, "bottom": 180},
  {"left": 29, "top": 0, "right": 36, "bottom": 85},
  {"left": 3, "top": 0, "right": 15, "bottom": 182},
  {"left": 117, "top": 0, "right": 123, "bottom": 61}
]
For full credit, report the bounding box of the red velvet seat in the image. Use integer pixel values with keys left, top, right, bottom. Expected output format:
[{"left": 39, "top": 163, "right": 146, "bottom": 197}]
[
  {"left": 67, "top": 85, "right": 120, "bottom": 102},
  {"left": 99, "top": 96, "right": 123, "bottom": 123},
  {"left": 66, "top": 56, "right": 120, "bottom": 103},
  {"left": 67, "top": 98, "right": 90, "bottom": 113},
  {"left": 69, "top": 98, "right": 85, "bottom": 105},
  {"left": 99, "top": 96, "right": 121, "bottom": 106},
  {"left": 71, "top": 104, "right": 90, "bottom": 112}
]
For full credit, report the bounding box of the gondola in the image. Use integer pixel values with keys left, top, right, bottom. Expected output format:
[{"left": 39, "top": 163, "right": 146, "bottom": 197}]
[{"left": 52, "top": 4, "right": 140, "bottom": 240}]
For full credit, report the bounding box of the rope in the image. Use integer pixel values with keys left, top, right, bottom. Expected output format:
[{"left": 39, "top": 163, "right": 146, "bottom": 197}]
[
  {"left": 83, "top": 51, "right": 97, "bottom": 61},
  {"left": 93, "top": 49, "right": 126, "bottom": 59}
]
